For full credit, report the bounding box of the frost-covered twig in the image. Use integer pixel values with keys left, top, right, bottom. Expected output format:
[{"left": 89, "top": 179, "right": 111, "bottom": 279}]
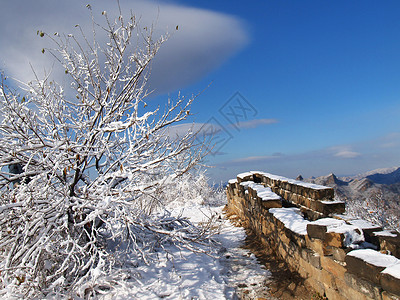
[{"left": 0, "top": 6, "right": 213, "bottom": 298}]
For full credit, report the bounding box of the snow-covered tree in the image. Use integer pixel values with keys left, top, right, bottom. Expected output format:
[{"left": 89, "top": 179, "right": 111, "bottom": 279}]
[
  {"left": 345, "top": 188, "right": 400, "bottom": 233},
  {"left": 0, "top": 6, "right": 213, "bottom": 298}
]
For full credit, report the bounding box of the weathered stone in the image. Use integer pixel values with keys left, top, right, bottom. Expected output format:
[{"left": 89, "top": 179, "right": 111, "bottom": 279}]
[
  {"left": 321, "top": 255, "right": 347, "bottom": 279},
  {"left": 325, "top": 232, "right": 345, "bottom": 248},
  {"left": 252, "top": 173, "right": 262, "bottom": 183},
  {"left": 346, "top": 254, "right": 386, "bottom": 285},
  {"left": 226, "top": 171, "right": 400, "bottom": 300},
  {"left": 237, "top": 173, "right": 253, "bottom": 183},
  {"left": 306, "top": 236, "right": 324, "bottom": 256},
  {"left": 307, "top": 223, "right": 327, "bottom": 240},
  {"left": 382, "top": 290, "right": 400, "bottom": 300},
  {"left": 381, "top": 269, "right": 400, "bottom": 296},
  {"left": 324, "top": 285, "right": 348, "bottom": 300},
  {"left": 300, "top": 206, "right": 323, "bottom": 221},
  {"left": 309, "top": 252, "right": 322, "bottom": 270},
  {"left": 377, "top": 234, "right": 400, "bottom": 259},
  {"left": 314, "top": 188, "right": 335, "bottom": 200},
  {"left": 329, "top": 246, "right": 352, "bottom": 262},
  {"left": 348, "top": 220, "right": 383, "bottom": 244},
  {"left": 260, "top": 200, "right": 282, "bottom": 209},
  {"left": 344, "top": 272, "right": 383, "bottom": 300},
  {"left": 315, "top": 201, "right": 346, "bottom": 215}
]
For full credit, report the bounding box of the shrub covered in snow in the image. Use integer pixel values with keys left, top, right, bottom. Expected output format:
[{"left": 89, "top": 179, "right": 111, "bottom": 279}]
[
  {"left": 344, "top": 189, "right": 400, "bottom": 233},
  {"left": 0, "top": 7, "right": 215, "bottom": 298}
]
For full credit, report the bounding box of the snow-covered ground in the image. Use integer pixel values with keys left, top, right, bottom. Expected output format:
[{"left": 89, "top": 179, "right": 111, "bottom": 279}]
[{"left": 102, "top": 201, "right": 274, "bottom": 299}]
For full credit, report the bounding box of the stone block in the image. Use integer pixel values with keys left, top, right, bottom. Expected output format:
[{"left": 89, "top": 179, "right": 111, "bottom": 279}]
[
  {"left": 237, "top": 174, "right": 253, "bottom": 183},
  {"left": 315, "top": 201, "right": 346, "bottom": 215},
  {"left": 382, "top": 291, "right": 400, "bottom": 300},
  {"left": 305, "top": 236, "right": 323, "bottom": 255},
  {"left": 305, "top": 277, "right": 326, "bottom": 298},
  {"left": 345, "top": 220, "right": 383, "bottom": 244},
  {"left": 325, "top": 232, "right": 345, "bottom": 248},
  {"left": 319, "top": 269, "right": 335, "bottom": 287},
  {"left": 297, "top": 185, "right": 307, "bottom": 197},
  {"left": 310, "top": 253, "right": 322, "bottom": 270},
  {"left": 287, "top": 192, "right": 298, "bottom": 204},
  {"left": 261, "top": 200, "right": 282, "bottom": 209},
  {"left": 296, "top": 195, "right": 309, "bottom": 208},
  {"left": 307, "top": 223, "right": 327, "bottom": 240},
  {"left": 377, "top": 233, "right": 400, "bottom": 259},
  {"left": 252, "top": 173, "right": 262, "bottom": 183},
  {"left": 381, "top": 265, "right": 400, "bottom": 296},
  {"left": 330, "top": 246, "right": 351, "bottom": 262},
  {"left": 312, "top": 188, "right": 335, "bottom": 200},
  {"left": 346, "top": 254, "right": 386, "bottom": 285},
  {"left": 324, "top": 285, "right": 347, "bottom": 300},
  {"left": 344, "top": 272, "right": 383, "bottom": 300},
  {"left": 321, "top": 255, "right": 347, "bottom": 279},
  {"left": 300, "top": 206, "right": 323, "bottom": 221}
]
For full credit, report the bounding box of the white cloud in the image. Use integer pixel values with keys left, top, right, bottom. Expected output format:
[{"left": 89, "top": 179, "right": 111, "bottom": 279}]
[
  {"left": 333, "top": 150, "right": 361, "bottom": 159},
  {"left": 0, "top": 0, "right": 249, "bottom": 94},
  {"left": 232, "top": 118, "right": 278, "bottom": 129},
  {"left": 329, "top": 145, "right": 361, "bottom": 159},
  {"left": 165, "top": 122, "right": 213, "bottom": 138}
]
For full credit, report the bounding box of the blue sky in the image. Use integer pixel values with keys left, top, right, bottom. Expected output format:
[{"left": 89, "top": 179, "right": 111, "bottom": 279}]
[
  {"left": 1, "top": 0, "right": 399, "bottom": 182},
  {"left": 174, "top": 0, "right": 400, "bottom": 181}
]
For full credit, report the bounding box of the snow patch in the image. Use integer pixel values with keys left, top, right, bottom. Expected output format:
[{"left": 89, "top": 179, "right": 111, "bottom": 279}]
[
  {"left": 269, "top": 207, "right": 310, "bottom": 235},
  {"left": 311, "top": 218, "right": 364, "bottom": 247},
  {"left": 348, "top": 219, "right": 381, "bottom": 229},
  {"left": 237, "top": 172, "right": 253, "bottom": 179},
  {"left": 240, "top": 181, "right": 281, "bottom": 201},
  {"left": 250, "top": 171, "right": 331, "bottom": 190},
  {"left": 382, "top": 263, "right": 400, "bottom": 279},
  {"left": 373, "top": 230, "right": 398, "bottom": 237},
  {"left": 101, "top": 201, "right": 274, "bottom": 299},
  {"left": 347, "top": 249, "right": 399, "bottom": 267},
  {"left": 320, "top": 200, "right": 345, "bottom": 204},
  {"left": 228, "top": 179, "right": 237, "bottom": 184}
]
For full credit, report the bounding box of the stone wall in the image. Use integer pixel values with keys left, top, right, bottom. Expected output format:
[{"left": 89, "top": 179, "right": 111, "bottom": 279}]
[{"left": 226, "top": 171, "right": 400, "bottom": 300}]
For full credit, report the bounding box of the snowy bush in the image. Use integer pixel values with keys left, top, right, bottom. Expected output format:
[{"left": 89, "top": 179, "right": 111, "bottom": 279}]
[
  {"left": 344, "top": 189, "right": 400, "bottom": 233},
  {"left": 156, "top": 171, "right": 227, "bottom": 208},
  {"left": 0, "top": 7, "right": 215, "bottom": 298}
]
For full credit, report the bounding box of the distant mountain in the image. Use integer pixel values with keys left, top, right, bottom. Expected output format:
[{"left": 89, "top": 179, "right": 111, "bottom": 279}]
[
  {"left": 354, "top": 166, "right": 400, "bottom": 180},
  {"left": 311, "top": 173, "right": 347, "bottom": 187},
  {"left": 365, "top": 167, "right": 400, "bottom": 185},
  {"left": 305, "top": 167, "right": 400, "bottom": 231}
]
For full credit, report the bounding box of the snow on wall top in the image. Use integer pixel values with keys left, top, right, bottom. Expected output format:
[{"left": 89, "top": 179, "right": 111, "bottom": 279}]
[
  {"left": 347, "top": 249, "right": 399, "bottom": 268},
  {"left": 240, "top": 181, "right": 281, "bottom": 201},
  {"left": 373, "top": 230, "right": 398, "bottom": 238},
  {"left": 237, "top": 172, "right": 253, "bottom": 179},
  {"left": 348, "top": 219, "right": 381, "bottom": 229},
  {"left": 269, "top": 207, "right": 310, "bottom": 235},
  {"left": 311, "top": 218, "right": 364, "bottom": 247},
  {"left": 382, "top": 262, "right": 400, "bottom": 279},
  {"left": 249, "top": 171, "right": 331, "bottom": 190}
]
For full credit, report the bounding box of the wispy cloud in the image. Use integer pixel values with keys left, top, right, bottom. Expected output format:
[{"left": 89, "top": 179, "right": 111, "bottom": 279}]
[
  {"left": 379, "top": 132, "right": 400, "bottom": 148},
  {"left": 330, "top": 146, "right": 361, "bottom": 159},
  {"left": 230, "top": 118, "right": 278, "bottom": 129},
  {"left": 333, "top": 150, "right": 361, "bottom": 159},
  {"left": 165, "top": 122, "right": 225, "bottom": 139}
]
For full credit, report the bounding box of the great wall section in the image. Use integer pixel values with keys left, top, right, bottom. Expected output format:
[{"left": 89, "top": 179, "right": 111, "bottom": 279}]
[{"left": 225, "top": 171, "right": 400, "bottom": 300}]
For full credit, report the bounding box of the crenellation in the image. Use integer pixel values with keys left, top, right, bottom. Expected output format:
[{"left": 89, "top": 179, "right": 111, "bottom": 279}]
[{"left": 225, "top": 171, "right": 400, "bottom": 299}]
